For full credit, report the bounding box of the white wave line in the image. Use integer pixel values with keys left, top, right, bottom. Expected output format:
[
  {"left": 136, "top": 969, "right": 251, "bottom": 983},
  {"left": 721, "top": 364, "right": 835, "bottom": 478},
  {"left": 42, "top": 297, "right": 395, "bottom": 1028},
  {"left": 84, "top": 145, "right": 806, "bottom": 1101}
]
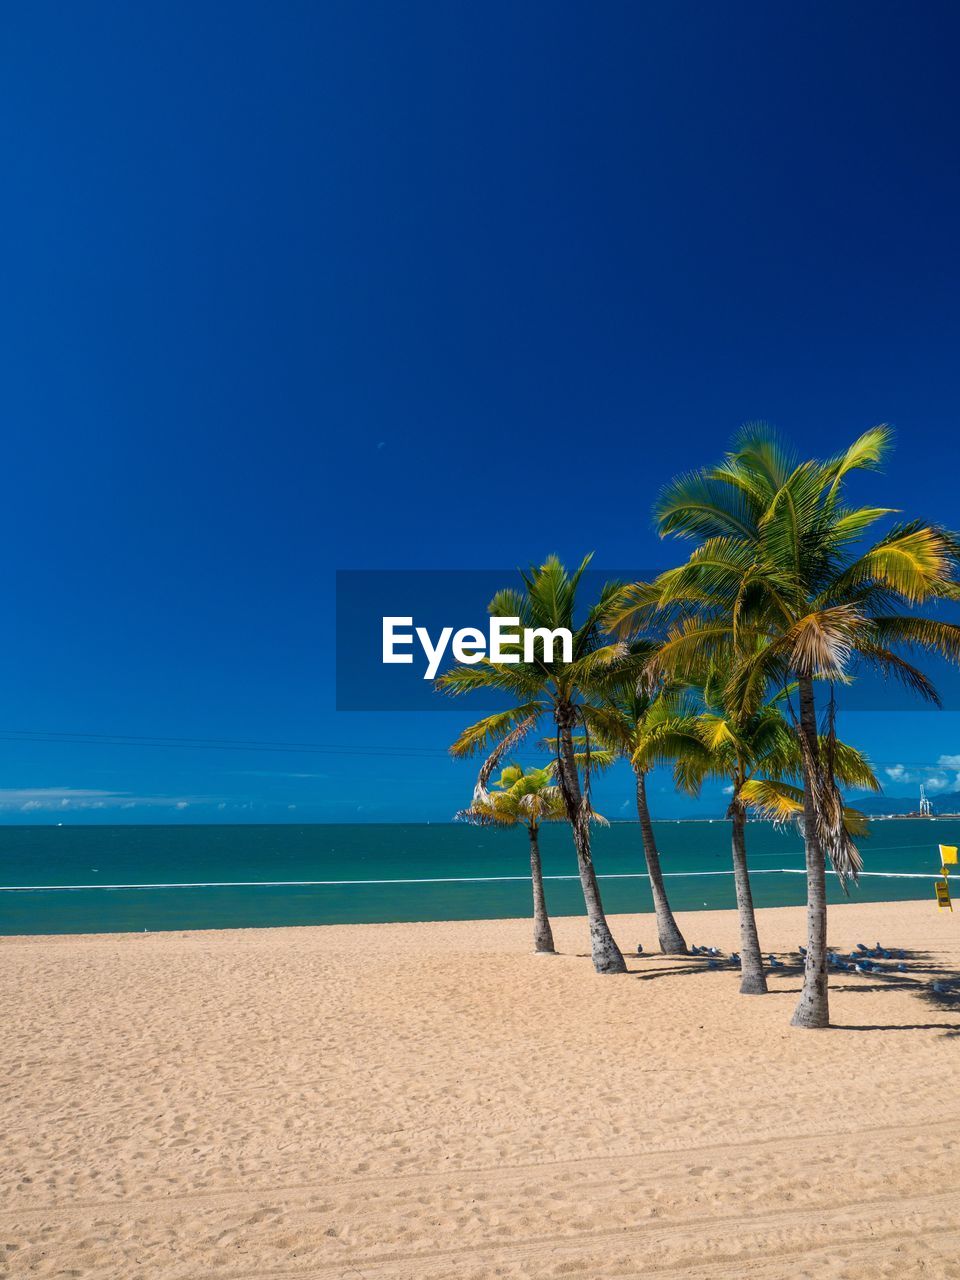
[
  {"left": 1, "top": 874, "right": 695, "bottom": 891},
  {"left": 0, "top": 869, "right": 941, "bottom": 892}
]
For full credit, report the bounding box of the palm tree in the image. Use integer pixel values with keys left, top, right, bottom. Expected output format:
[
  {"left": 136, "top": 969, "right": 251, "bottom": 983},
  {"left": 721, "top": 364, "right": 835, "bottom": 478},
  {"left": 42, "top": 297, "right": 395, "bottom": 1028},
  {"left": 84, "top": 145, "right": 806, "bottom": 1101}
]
[
  {"left": 459, "top": 764, "right": 608, "bottom": 955},
  {"left": 575, "top": 666, "right": 688, "bottom": 954},
  {"left": 439, "top": 555, "right": 631, "bottom": 974},
  {"left": 646, "top": 667, "right": 879, "bottom": 995},
  {"left": 613, "top": 425, "right": 960, "bottom": 1026}
]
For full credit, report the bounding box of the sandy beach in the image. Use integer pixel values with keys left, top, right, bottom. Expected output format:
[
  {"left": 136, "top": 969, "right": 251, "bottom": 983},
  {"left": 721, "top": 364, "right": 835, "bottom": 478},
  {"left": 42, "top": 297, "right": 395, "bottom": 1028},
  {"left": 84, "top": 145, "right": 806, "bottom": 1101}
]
[{"left": 2, "top": 899, "right": 959, "bottom": 1279}]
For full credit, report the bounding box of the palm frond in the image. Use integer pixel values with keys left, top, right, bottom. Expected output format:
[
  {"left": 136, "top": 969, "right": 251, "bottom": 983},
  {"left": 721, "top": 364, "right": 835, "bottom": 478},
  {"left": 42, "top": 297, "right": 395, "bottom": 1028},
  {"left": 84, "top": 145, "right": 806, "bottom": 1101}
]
[
  {"left": 852, "top": 642, "right": 942, "bottom": 705},
  {"left": 520, "top": 553, "right": 593, "bottom": 630},
  {"left": 467, "top": 714, "right": 540, "bottom": 809},
  {"left": 869, "top": 615, "right": 960, "bottom": 663},
  {"left": 564, "top": 642, "right": 629, "bottom": 686},
  {"left": 759, "top": 460, "right": 829, "bottom": 580},
  {"left": 740, "top": 778, "right": 805, "bottom": 822},
  {"left": 828, "top": 741, "right": 881, "bottom": 792},
  {"left": 821, "top": 424, "right": 893, "bottom": 500},
  {"left": 825, "top": 522, "right": 960, "bottom": 606},
  {"left": 437, "top": 660, "right": 543, "bottom": 700},
  {"left": 573, "top": 703, "right": 634, "bottom": 752},
  {"left": 651, "top": 618, "right": 735, "bottom": 682},
  {"left": 637, "top": 727, "right": 717, "bottom": 787},
  {"left": 540, "top": 739, "right": 618, "bottom": 774},
  {"left": 600, "top": 580, "right": 663, "bottom": 636},
  {"left": 728, "top": 422, "right": 798, "bottom": 492},
  {"left": 654, "top": 472, "right": 759, "bottom": 542},
  {"left": 487, "top": 588, "right": 531, "bottom": 628},
  {"left": 830, "top": 505, "right": 898, "bottom": 544},
  {"left": 778, "top": 605, "right": 865, "bottom": 679},
  {"left": 448, "top": 703, "right": 544, "bottom": 759},
  {"left": 656, "top": 536, "right": 761, "bottom": 606}
]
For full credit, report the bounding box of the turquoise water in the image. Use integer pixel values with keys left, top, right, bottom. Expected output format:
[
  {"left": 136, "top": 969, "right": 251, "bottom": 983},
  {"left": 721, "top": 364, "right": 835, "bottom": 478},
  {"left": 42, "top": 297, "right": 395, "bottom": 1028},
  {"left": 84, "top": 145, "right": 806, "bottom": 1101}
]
[{"left": 0, "top": 819, "right": 955, "bottom": 935}]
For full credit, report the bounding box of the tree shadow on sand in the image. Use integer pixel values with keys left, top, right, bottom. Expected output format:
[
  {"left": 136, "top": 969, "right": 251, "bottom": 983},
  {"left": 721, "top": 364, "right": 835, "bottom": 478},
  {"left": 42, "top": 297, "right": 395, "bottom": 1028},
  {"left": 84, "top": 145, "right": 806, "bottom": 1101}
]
[{"left": 612, "top": 945, "right": 960, "bottom": 1036}]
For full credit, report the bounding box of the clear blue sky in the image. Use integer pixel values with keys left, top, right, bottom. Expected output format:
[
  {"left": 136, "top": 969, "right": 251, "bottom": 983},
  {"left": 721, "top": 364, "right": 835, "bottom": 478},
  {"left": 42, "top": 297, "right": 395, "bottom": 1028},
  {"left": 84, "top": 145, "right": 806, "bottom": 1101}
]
[{"left": 2, "top": 1, "right": 959, "bottom": 823}]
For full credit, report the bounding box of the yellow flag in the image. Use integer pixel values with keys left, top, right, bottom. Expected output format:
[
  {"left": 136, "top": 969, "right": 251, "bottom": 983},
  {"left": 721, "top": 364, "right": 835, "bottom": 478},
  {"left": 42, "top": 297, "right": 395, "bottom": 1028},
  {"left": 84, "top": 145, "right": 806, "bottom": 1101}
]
[{"left": 940, "top": 845, "right": 958, "bottom": 865}]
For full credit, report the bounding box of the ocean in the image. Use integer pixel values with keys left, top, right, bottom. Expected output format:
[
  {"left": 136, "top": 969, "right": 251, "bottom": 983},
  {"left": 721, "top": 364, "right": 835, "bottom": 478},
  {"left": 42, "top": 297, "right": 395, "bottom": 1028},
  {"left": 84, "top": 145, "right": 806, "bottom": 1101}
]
[{"left": 0, "top": 818, "right": 955, "bottom": 936}]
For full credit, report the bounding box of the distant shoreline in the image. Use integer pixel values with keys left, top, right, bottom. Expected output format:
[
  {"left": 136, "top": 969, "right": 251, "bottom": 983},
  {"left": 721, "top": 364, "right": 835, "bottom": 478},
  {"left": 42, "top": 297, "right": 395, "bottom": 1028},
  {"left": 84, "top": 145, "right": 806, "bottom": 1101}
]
[{"left": 1, "top": 814, "right": 959, "bottom": 828}]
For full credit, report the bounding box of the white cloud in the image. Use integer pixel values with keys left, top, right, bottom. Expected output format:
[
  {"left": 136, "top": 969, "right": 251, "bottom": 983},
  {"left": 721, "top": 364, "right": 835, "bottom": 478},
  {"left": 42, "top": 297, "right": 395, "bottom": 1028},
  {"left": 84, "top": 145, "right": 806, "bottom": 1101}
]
[
  {"left": 0, "top": 788, "right": 209, "bottom": 812},
  {"left": 722, "top": 784, "right": 735, "bottom": 795},
  {"left": 883, "top": 761, "right": 960, "bottom": 792},
  {"left": 3, "top": 788, "right": 116, "bottom": 800}
]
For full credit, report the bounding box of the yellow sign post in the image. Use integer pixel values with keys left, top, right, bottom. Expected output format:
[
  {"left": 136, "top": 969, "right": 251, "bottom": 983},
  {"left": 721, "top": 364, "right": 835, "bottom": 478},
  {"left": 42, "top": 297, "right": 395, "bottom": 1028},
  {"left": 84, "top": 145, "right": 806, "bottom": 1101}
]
[{"left": 936, "top": 847, "right": 956, "bottom": 910}]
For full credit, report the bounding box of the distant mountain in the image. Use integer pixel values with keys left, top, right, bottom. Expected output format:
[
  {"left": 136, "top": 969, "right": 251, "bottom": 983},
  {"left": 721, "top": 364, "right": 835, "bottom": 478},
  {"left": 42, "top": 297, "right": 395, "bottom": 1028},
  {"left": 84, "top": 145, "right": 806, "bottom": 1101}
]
[{"left": 849, "top": 792, "right": 960, "bottom": 816}]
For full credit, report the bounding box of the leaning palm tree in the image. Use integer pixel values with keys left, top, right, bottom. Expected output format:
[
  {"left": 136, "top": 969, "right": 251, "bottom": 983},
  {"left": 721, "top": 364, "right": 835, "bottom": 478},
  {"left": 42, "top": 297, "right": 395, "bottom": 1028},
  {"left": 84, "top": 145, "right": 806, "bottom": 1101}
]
[
  {"left": 573, "top": 663, "right": 689, "bottom": 954},
  {"left": 646, "top": 664, "right": 879, "bottom": 995},
  {"left": 613, "top": 425, "right": 960, "bottom": 1026},
  {"left": 438, "top": 555, "right": 631, "bottom": 974},
  {"left": 459, "top": 764, "right": 608, "bottom": 955}
]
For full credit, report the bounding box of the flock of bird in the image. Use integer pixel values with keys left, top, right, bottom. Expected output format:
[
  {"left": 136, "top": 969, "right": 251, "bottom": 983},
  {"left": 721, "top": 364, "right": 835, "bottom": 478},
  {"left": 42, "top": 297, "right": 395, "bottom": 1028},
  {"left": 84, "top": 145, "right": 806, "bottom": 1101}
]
[
  {"left": 635, "top": 940, "right": 956, "bottom": 993},
  {"left": 827, "top": 942, "right": 908, "bottom": 975}
]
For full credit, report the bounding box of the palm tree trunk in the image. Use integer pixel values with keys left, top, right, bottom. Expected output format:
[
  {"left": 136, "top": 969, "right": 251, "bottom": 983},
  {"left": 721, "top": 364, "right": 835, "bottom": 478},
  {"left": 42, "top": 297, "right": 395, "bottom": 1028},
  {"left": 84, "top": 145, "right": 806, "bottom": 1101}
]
[
  {"left": 634, "top": 768, "right": 687, "bottom": 953},
  {"left": 730, "top": 800, "right": 767, "bottom": 994},
  {"left": 791, "top": 675, "right": 830, "bottom": 1029},
  {"left": 555, "top": 702, "right": 626, "bottom": 974},
  {"left": 528, "top": 825, "right": 556, "bottom": 954}
]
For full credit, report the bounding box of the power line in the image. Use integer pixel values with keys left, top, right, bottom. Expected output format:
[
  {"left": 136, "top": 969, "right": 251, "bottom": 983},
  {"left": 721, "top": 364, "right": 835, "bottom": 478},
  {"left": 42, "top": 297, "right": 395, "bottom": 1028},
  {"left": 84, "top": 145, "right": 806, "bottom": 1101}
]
[
  {"left": 0, "top": 728, "right": 542, "bottom": 762},
  {"left": 0, "top": 728, "right": 950, "bottom": 770}
]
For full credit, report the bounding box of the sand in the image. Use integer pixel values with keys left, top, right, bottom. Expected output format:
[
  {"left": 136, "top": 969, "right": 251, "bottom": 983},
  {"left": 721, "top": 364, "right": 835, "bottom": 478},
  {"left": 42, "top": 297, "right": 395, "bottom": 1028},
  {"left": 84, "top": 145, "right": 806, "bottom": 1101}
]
[{"left": 2, "top": 898, "right": 959, "bottom": 1279}]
